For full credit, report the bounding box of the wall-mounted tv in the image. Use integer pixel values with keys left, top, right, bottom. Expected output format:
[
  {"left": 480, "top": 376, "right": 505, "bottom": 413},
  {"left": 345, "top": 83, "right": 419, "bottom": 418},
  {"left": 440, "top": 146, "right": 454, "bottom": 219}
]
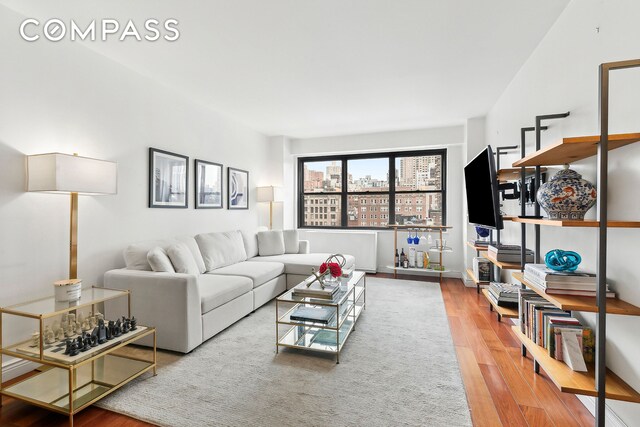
[{"left": 464, "top": 146, "right": 503, "bottom": 230}]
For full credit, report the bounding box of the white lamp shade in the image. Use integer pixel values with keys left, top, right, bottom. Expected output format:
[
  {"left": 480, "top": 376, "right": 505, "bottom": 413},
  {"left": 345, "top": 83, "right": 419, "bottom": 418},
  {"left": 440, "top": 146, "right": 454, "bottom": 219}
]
[
  {"left": 27, "top": 153, "right": 117, "bottom": 195},
  {"left": 256, "top": 186, "right": 282, "bottom": 203}
]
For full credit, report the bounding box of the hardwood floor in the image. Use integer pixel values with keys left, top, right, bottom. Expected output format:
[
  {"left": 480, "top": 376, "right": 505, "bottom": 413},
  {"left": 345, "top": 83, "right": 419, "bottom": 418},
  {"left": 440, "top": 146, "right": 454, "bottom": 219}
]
[{"left": 0, "top": 275, "right": 594, "bottom": 427}]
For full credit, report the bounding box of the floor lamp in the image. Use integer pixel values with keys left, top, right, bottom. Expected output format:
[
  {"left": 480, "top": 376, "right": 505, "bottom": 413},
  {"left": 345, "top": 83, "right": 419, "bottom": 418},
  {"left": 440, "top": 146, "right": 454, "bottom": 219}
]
[
  {"left": 256, "top": 186, "right": 282, "bottom": 230},
  {"left": 26, "top": 153, "right": 118, "bottom": 280}
]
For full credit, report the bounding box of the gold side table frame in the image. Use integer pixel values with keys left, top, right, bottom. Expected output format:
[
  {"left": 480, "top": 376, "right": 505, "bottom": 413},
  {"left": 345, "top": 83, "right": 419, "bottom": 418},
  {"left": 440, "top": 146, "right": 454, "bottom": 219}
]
[{"left": 0, "top": 287, "right": 156, "bottom": 427}]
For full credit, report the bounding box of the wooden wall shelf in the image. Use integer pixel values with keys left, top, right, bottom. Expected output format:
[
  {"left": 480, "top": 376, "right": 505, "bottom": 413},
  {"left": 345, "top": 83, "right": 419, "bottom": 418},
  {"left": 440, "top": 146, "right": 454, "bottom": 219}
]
[
  {"left": 512, "top": 133, "right": 640, "bottom": 167},
  {"left": 466, "top": 241, "right": 487, "bottom": 252},
  {"left": 482, "top": 289, "right": 518, "bottom": 320},
  {"left": 512, "top": 326, "right": 640, "bottom": 402},
  {"left": 482, "top": 251, "right": 522, "bottom": 270},
  {"left": 511, "top": 217, "right": 640, "bottom": 228},
  {"left": 466, "top": 268, "right": 488, "bottom": 285},
  {"left": 512, "top": 272, "right": 640, "bottom": 316},
  {"left": 497, "top": 167, "right": 547, "bottom": 182}
]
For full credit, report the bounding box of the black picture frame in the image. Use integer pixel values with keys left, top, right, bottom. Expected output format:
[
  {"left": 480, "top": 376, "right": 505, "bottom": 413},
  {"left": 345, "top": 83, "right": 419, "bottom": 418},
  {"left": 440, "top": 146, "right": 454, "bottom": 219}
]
[
  {"left": 195, "top": 159, "right": 223, "bottom": 209},
  {"left": 227, "top": 167, "right": 249, "bottom": 209},
  {"left": 149, "top": 147, "right": 189, "bottom": 208}
]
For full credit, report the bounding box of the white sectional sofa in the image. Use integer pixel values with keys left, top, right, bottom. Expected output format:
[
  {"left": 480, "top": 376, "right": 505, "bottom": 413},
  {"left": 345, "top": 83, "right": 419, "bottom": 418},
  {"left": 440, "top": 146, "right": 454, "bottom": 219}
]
[{"left": 104, "top": 229, "right": 355, "bottom": 353}]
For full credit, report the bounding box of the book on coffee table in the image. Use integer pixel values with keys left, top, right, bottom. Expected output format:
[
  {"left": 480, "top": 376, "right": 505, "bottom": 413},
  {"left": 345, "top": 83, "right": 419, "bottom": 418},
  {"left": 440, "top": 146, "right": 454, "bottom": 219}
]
[
  {"left": 292, "top": 279, "right": 340, "bottom": 299},
  {"left": 289, "top": 306, "right": 336, "bottom": 324}
]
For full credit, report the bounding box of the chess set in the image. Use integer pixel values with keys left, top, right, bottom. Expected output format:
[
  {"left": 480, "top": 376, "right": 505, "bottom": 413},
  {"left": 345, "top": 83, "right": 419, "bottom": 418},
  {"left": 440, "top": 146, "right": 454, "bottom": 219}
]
[{"left": 16, "top": 311, "right": 146, "bottom": 364}]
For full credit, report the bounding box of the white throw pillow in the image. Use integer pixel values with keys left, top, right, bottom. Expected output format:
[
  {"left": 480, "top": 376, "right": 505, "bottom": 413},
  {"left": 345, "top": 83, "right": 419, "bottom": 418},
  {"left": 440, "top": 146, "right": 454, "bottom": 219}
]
[
  {"left": 147, "top": 247, "right": 175, "bottom": 273},
  {"left": 257, "top": 230, "right": 285, "bottom": 256},
  {"left": 282, "top": 230, "right": 299, "bottom": 254},
  {"left": 176, "top": 235, "right": 206, "bottom": 274},
  {"left": 124, "top": 239, "right": 177, "bottom": 270},
  {"left": 195, "top": 230, "right": 248, "bottom": 271},
  {"left": 167, "top": 243, "right": 200, "bottom": 275},
  {"left": 241, "top": 230, "right": 259, "bottom": 259}
]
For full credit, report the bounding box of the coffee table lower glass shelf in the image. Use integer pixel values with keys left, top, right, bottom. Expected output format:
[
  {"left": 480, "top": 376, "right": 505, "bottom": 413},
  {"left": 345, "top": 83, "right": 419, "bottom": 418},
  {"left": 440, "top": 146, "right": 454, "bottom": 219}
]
[{"left": 276, "top": 271, "right": 366, "bottom": 363}]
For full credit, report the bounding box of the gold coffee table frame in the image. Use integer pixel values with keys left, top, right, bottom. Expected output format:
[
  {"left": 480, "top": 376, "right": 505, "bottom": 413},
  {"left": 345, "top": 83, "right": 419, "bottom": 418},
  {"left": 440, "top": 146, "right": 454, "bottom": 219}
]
[
  {"left": 276, "top": 271, "right": 366, "bottom": 364},
  {"left": 0, "top": 287, "right": 156, "bottom": 426}
]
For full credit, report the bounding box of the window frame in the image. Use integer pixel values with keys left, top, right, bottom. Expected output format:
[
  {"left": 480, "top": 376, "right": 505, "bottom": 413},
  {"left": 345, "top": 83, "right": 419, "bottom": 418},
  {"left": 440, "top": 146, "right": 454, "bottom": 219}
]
[{"left": 297, "top": 149, "right": 447, "bottom": 229}]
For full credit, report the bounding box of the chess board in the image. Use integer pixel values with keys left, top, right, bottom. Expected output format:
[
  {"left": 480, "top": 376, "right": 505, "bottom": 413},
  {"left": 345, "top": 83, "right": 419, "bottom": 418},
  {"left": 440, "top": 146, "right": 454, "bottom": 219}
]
[{"left": 15, "top": 326, "right": 148, "bottom": 364}]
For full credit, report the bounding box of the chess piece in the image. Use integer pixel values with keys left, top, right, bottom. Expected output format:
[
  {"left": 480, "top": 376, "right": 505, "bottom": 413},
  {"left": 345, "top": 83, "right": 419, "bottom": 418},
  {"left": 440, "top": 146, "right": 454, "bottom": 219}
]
[
  {"left": 106, "top": 321, "right": 114, "bottom": 340},
  {"left": 90, "top": 328, "right": 99, "bottom": 347},
  {"left": 44, "top": 326, "right": 55, "bottom": 344},
  {"left": 81, "top": 319, "right": 91, "bottom": 332},
  {"left": 130, "top": 316, "right": 137, "bottom": 331},
  {"left": 113, "top": 319, "right": 122, "bottom": 337},
  {"left": 52, "top": 320, "right": 60, "bottom": 332},
  {"left": 55, "top": 327, "right": 65, "bottom": 341},
  {"left": 69, "top": 341, "right": 80, "bottom": 357},
  {"left": 89, "top": 316, "right": 96, "bottom": 329},
  {"left": 64, "top": 339, "right": 73, "bottom": 355},
  {"left": 64, "top": 324, "right": 74, "bottom": 338},
  {"left": 95, "top": 311, "right": 104, "bottom": 322},
  {"left": 68, "top": 313, "right": 76, "bottom": 325},
  {"left": 97, "top": 320, "right": 108, "bottom": 344},
  {"left": 61, "top": 313, "right": 69, "bottom": 325},
  {"left": 77, "top": 313, "right": 84, "bottom": 326},
  {"left": 122, "top": 317, "right": 130, "bottom": 334},
  {"left": 75, "top": 321, "right": 82, "bottom": 335},
  {"left": 81, "top": 333, "right": 92, "bottom": 352},
  {"left": 31, "top": 331, "right": 40, "bottom": 347}
]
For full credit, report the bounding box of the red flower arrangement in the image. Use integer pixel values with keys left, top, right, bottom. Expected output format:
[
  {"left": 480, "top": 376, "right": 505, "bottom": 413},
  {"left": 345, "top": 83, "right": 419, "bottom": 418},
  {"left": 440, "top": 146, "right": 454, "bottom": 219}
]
[{"left": 319, "top": 262, "right": 342, "bottom": 278}]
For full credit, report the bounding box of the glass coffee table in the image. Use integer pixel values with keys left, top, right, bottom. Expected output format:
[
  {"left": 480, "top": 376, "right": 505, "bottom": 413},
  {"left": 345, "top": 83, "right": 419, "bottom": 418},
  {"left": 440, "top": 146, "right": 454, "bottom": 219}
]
[{"left": 275, "top": 271, "right": 366, "bottom": 363}]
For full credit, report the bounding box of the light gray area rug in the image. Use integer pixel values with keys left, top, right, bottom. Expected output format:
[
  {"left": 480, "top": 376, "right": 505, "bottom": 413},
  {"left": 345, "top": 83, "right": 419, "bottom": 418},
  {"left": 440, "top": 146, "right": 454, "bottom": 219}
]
[{"left": 98, "top": 277, "right": 472, "bottom": 426}]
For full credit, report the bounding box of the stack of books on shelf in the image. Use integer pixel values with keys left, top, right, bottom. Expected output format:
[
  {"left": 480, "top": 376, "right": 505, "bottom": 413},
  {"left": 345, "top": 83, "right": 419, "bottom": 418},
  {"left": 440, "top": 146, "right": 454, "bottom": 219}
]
[
  {"left": 487, "top": 282, "right": 520, "bottom": 307},
  {"left": 473, "top": 257, "right": 491, "bottom": 282},
  {"left": 519, "top": 289, "right": 594, "bottom": 371},
  {"left": 289, "top": 306, "right": 336, "bottom": 324},
  {"left": 488, "top": 244, "right": 534, "bottom": 263},
  {"left": 471, "top": 239, "right": 493, "bottom": 248},
  {"left": 523, "top": 264, "right": 615, "bottom": 298}
]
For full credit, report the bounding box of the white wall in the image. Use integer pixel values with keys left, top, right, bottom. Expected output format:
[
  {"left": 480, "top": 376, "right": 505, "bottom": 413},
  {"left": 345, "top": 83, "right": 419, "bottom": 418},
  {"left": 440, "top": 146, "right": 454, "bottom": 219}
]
[
  {"left": 0, "top": 6, "right": 276, "bottom": 374},
  {"left": 485, "top": 0, "right": 640, "bottom": 422},
  {"left": 290, "top": 126, "right": 466, "bottom": 276}
]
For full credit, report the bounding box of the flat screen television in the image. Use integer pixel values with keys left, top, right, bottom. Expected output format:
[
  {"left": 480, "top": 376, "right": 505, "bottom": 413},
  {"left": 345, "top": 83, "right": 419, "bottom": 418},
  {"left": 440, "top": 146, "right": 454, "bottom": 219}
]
[{"left": 464, "top": 146, "right": 503, "bottom": 230}]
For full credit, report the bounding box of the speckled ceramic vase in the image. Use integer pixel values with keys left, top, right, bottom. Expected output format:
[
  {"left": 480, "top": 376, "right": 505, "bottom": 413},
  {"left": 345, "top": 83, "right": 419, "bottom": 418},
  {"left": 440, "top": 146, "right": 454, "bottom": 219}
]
[{"left": 537, "top": 164, "right": 597, "bottom": 220}]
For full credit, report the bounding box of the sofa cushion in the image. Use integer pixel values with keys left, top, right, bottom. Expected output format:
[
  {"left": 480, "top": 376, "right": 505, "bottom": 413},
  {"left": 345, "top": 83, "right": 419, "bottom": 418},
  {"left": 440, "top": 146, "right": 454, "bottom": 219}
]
[
  {"left": 167, "top": 243, "right": 200, "bottom": 275},
  {"left": 241, "top": 230, "right": 259, "bottom": 259},
  {"left": 124, "top": 239, "right": 177, "bottom": 270},
  {"left": 208, "top": 261, "right": 285, "bottom": 288},
  {"left": 283, "top": 230, "right": 299, "bottom": 254},
  {"left": 196, "top": 231, "right": 248, "bottom": 271},
  {"left": 147, "top": 247, "right": 175, "bottom": 273},
  {"left": 198, "top": 274, "right": 253, "bottom": 313},
  {"left": 251, "top": 253, "right": 356, "bottom": 276},
  {"left": 257, "top": 230, "right": 285, "bottom": 256},
  {"left": 176, "top": 236, "right": 206, "bottom": 274}
]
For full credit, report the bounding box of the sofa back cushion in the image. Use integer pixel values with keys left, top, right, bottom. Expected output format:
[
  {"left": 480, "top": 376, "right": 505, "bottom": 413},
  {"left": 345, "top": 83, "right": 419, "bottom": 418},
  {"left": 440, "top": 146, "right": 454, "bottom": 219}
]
[
  {"left": 124, "top": 239, "right": 177, "bottom": 270},
  {"left": 195, "top": 231, "right": 248, "bottom": 271},
  {"left": 167, "top": 243, "right": 200, "bottom": 274},
  {"left": 282, "top": 230, "right": 299, "bottom": 254},
  {"left": 176, "top": 236, "right": 206, "bottom": 274},
  {"left": 147, "top": 247, "right": 175, "bottom": 273},
  {"left": 241, "top": 230, "right": 259, "bottom": 259},
  {"left": 257, "top": 230, "right": 285, "bottom": 256}
]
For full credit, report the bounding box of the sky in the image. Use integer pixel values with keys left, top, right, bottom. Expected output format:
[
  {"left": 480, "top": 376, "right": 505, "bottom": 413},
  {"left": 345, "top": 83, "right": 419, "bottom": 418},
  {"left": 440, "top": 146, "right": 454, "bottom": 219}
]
[{"left": 306, "top": 158, "right": 393, "bottom": 181}]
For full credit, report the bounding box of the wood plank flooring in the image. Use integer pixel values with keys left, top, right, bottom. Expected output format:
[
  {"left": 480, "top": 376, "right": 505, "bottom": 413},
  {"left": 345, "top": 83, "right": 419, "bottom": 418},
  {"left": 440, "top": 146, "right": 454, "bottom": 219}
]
[{"left": 0, "top": 275, "right": 594, "bottom": 426}]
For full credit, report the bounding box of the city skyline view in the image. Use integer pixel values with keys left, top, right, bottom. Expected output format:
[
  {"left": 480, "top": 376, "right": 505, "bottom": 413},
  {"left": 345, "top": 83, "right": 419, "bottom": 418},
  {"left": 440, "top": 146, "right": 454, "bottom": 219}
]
[{"left": 301, "top": 153, "right": 444, "bottom": 227}]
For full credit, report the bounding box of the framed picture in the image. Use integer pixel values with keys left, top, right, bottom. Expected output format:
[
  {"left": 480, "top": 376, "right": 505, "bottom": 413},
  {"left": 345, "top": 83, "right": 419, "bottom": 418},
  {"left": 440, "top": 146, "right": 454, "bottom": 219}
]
[
  {"left": 149, "top": 148, "right": 188, "bottom": 208},
  {"left": 195, "top": 159, "right": 223, "bottom": 209},
  {"left": 227, "top": 167, "right": 249, "bottom": 209}
]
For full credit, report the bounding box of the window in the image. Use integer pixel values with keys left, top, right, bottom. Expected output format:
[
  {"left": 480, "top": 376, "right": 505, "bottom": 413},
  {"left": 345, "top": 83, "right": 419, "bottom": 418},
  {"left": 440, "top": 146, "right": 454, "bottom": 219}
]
[{"left": 298, "top": 149, "right": 446, "bottom": 228}]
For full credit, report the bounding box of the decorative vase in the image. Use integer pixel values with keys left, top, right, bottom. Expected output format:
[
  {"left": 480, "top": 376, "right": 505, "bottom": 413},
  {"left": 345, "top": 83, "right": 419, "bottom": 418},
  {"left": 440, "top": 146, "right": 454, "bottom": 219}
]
[{"left": 537, "top": 164, "right": 596, "bottom": 220}]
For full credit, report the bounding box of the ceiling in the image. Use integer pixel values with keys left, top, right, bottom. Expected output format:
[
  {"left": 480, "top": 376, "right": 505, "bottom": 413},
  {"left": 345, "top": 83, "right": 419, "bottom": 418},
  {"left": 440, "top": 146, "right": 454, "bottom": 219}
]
[{"left": 1, "top": 0, "right": 570, "bottom": 138}]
